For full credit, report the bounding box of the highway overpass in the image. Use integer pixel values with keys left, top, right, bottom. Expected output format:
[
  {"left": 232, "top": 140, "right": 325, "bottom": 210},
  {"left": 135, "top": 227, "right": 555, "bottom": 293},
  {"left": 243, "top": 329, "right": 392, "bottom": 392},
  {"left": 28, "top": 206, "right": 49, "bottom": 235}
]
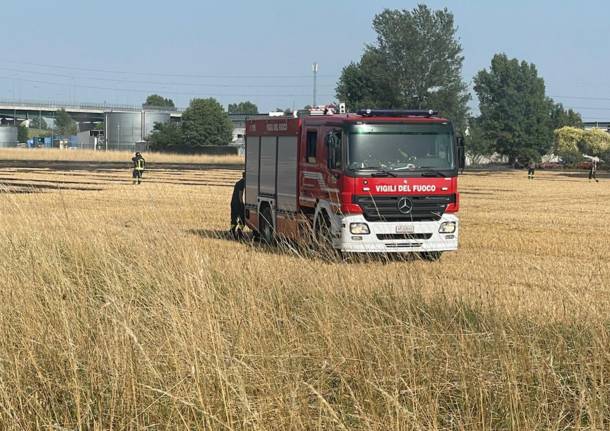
[{"left": 0, "top": 100, "right": 183, "bottom": 124}]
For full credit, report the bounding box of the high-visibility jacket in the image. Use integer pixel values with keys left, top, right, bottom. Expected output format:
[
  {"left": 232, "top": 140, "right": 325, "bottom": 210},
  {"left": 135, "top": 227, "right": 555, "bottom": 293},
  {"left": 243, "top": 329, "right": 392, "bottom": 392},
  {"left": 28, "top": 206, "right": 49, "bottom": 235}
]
[{"left": 134, "top": 158, "right": 145, "bottom": 171}]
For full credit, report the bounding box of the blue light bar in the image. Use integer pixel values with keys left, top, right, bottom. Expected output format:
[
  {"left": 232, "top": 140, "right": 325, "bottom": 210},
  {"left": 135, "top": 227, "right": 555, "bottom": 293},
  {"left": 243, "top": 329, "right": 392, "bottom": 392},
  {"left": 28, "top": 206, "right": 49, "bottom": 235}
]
[{"left": 357, "top": 109, "right": 439, "bottom": 117}]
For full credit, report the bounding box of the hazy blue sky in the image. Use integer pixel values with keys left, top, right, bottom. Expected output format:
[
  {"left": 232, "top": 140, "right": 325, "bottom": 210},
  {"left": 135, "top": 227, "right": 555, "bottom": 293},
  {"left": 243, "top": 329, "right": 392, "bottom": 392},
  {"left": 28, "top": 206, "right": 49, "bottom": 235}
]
[{"left": 0, "top": 1, "right": 608, "bottom": 120}]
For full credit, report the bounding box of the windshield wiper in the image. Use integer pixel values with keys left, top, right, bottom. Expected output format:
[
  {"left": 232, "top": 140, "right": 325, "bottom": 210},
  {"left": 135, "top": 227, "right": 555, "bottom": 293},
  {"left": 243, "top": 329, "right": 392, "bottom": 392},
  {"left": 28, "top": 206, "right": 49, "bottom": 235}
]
[
  {"left": 355, "top": 166, "right": 397, "bottom": 177},
  {"left": 370, "top": 168, "right": 397, "bottom": 177},
  {"left": 420, "top": 170, "right": 448, "bottom": 177},
  {"left": 392, "top": 164, "right": 417, "bottom": 171}
]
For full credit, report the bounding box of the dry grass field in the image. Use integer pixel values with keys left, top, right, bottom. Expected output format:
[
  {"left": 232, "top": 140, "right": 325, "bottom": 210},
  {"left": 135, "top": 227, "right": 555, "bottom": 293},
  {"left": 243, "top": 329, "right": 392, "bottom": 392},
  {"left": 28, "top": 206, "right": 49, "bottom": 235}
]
[{"left": 0, "top": 149, "right": 609, "bottom": 430}]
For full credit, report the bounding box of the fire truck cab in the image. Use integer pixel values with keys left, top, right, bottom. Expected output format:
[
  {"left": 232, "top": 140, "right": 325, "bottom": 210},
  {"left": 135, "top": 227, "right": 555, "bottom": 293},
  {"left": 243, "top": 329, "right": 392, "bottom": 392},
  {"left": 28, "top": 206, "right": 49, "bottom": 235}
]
[{"left": 244, "top": 109, "right": 464, "bottom": 258}]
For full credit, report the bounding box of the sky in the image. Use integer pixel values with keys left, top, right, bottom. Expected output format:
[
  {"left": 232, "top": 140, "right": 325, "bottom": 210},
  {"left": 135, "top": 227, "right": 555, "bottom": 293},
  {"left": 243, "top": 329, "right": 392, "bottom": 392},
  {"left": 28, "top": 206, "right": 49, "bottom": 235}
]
[{"left": 0, "top": 0, "right": 609, "bottom": 120}]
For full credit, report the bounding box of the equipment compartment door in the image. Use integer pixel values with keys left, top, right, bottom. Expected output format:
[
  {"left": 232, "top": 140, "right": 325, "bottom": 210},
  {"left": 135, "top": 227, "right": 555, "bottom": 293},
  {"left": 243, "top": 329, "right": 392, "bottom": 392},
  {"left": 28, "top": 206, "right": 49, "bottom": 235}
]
[
  {"left": 245, "top": 135, "right": 260, "bottom": 206},
  {"left": 259, "top": 136, "right": 277, "bottom": 197},
  {"left": 277, "top": 136, "right": 298, "bottom": 211}
]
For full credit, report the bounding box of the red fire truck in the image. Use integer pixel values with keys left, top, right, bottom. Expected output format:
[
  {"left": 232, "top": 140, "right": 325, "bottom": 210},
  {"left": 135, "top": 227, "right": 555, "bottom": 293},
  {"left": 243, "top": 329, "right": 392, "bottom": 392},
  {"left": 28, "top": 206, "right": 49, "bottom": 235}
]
[{"left": 244, "top": 109, "right": 464, "bottom": 259}]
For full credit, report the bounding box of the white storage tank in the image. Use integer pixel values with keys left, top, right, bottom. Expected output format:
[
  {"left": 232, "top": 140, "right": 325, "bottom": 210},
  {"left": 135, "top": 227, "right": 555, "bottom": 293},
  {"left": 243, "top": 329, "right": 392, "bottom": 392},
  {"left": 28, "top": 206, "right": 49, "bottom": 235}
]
[
  {"left": 143, "top": 111, "right": 171, "bottom": 138},
  {"left": 104, "top": 111, "right": 170, "bottom": 151},
  {"left": 0, "top": 126, "right": 18, "bottom": 148}
]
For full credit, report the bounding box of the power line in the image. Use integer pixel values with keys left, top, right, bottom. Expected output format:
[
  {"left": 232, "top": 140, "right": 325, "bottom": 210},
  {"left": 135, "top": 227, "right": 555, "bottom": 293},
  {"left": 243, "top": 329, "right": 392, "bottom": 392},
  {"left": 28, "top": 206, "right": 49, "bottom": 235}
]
[
  {"left": 0, "top": 75, "right": 336, "bottom": 98},
  {"left": 0, "top": 67, "right": 335, "bottom": 89},
  {"left": 550, "top": 95, "right": 610, "bottom": 102},
  {"left": 0, "top": 60, "right": 339, "bottom": 80},
  {"left": 569, "top": 106, "right": 610, "bottom": 111}
]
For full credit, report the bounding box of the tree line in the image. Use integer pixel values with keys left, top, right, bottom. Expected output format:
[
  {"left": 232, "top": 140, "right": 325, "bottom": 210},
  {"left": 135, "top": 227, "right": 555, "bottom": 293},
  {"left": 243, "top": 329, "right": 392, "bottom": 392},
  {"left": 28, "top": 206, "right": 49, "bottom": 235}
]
[{"left": 336, "top": 4, "right": 592, "bottom": 165}]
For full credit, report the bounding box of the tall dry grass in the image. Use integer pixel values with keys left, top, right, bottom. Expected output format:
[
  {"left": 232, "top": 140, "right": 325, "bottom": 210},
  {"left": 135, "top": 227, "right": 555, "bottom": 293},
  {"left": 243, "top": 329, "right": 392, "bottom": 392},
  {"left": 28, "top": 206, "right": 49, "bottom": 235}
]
[
  {"left": 0, "top": 148, "right": 244, "bottom": 165},
  {"left": 0, "top": 155, "right": 609, "bottom": 429}
]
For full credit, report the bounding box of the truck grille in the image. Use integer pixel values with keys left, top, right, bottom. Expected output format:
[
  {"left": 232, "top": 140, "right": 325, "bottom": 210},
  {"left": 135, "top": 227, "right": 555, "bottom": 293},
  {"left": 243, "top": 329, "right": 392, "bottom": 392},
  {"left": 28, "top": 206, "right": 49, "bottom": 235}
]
[
  {"left": 354, "top": 195, "right": 454, "bottom": 222},
  {"left": 376, "top": 233, "right": 432, "bottom": 240}
]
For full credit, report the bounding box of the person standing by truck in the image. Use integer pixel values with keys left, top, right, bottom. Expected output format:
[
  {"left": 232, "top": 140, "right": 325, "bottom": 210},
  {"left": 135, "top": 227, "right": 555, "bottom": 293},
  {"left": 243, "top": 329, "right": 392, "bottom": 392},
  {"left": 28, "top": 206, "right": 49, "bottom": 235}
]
[
  {"left": 230, "top": 171, "right": 246, "bottom": 239},
  {"left": 132, "top": 152, "right": 145, "bottom": 185}
]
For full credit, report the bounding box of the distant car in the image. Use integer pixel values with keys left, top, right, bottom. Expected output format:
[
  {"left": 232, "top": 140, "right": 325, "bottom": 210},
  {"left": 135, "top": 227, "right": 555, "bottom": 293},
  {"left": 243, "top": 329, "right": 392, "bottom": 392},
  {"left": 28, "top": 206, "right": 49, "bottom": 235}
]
[{"left": 576, "top": 161, "right": 593, "bottom": 170}]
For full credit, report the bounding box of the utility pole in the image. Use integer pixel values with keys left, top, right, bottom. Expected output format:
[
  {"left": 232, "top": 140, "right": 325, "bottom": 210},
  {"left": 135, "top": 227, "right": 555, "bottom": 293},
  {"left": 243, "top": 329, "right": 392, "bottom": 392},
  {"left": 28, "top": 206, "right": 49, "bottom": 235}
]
[
  {"left": 312, "top": 62, "right": 318, "bottom": 107},
  {"left": 117, "top": 124, "right": 120, "bottom": 150}
]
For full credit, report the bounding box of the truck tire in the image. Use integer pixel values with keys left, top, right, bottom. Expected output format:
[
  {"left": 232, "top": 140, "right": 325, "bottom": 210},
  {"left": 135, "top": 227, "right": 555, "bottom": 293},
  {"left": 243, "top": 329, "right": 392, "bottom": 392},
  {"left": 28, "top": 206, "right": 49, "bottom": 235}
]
[
  {"left": 315, "top": 212, "right": 335, "bottom": 253},
  {"left": 420, "top": 251, "right": 442, "bottom": 261},
  {"left": 259, "top": 206, "right": 274, "bottom": 245}
]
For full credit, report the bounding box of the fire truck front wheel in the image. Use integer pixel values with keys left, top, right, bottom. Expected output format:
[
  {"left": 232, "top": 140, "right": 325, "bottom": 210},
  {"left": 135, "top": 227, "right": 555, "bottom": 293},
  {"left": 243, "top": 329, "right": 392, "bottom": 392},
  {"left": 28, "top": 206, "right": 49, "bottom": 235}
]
[
  {"left": 315, "top": 212, "right": 335, "bottom": 252},
  {"left": 259, "top": 206, "right": 274, "bottom": 245},
  {"left": 419, "top": 251, "right": 443, "bottom": 261}
]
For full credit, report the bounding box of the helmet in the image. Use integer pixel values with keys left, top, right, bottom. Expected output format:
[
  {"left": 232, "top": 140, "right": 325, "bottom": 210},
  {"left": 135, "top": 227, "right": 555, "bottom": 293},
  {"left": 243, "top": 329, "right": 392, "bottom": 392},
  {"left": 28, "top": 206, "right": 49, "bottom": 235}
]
[{"left": 135, "top": 152, "right": 141, "bottom": 156}]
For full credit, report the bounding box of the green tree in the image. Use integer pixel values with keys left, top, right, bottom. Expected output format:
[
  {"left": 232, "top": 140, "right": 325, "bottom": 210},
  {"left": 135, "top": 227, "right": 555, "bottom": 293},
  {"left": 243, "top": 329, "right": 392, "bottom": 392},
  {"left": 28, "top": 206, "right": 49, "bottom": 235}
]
[
  {"left": 554, "top": 127, "right": 584, "bottom": 164},
  {"left": 148, "top": 122, "right": 183, "bottom": 152},
  {"left": 474, "top": 53, "right": 553, "bottom": 162},
  {"left": 582, "top": 128, "right": 610, "bottom": 158},
  {"left": 336, "top": 5, "right": 470, "bottom": 131},
  {"left": 228, "top": 101, "right": 258, "bottom": 114},
  {"left": 54, "top": 109, "right": 77, "bottom": 136},
  {"left": 181, "top": 98, "right": 233, "bottom": 148},
  {"left": 144, "top": 94, "right": 175, "bottom": 108},
  {"left": 17, "top": 125, "right": 28, "bottom": 143},
  {"left": 554, "top": 126, "right": 610, "bottom": 163},
  {"left": 549, "top": 102, "right": 582, "bottom": 130},
  {"left": 30, "top": 117, "right": 48, "bottom": 129},
  {"left": 465, "top": 118, "right": 495, "bottom": 165}
]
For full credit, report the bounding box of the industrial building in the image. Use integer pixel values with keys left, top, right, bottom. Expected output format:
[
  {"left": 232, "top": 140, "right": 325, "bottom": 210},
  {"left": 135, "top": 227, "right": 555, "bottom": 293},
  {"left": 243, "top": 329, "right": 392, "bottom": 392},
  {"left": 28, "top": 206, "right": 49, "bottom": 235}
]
[
  {"left": 75, "top": 129, "right": 104, "bottom": 150},
  {"left": 583, "top": 121, "right": 610, "bottom": 132},
  {"left": 0, "top": 100, "right": 260, "bottom": 152}
]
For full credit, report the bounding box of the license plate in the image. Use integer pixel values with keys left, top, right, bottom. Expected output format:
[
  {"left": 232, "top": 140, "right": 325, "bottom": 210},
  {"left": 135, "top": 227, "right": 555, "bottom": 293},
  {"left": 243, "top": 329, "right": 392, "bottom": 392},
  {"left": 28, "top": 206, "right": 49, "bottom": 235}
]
[{"left": 396, "top": 224, "right": 415, "bottom": 234}]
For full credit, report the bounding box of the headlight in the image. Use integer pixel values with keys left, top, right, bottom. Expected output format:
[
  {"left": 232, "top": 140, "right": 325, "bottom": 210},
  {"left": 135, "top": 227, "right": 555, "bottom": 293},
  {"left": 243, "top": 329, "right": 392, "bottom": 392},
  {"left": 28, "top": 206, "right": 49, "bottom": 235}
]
[
  {"left": 439, "top": 221, "right": 457, "bottom": 234},
  {"left": 350, "top": 223, "right": 370, "bottom": 235}
]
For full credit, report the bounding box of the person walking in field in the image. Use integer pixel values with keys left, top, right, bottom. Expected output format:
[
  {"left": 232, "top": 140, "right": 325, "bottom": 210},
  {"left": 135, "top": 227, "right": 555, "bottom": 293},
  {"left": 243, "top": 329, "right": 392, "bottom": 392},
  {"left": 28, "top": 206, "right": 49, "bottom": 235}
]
[
  {"left": 230, "top": 171, "right": 246, "bottom": 239},
  {"left": 132, "top": 152, "right": 145, "bottom": 185},
  {"left": 527, "top": 160, "right": 536, "bottom": 180},
  {"left": 589, "top": 159, "right": 599, "bottom": 182}
]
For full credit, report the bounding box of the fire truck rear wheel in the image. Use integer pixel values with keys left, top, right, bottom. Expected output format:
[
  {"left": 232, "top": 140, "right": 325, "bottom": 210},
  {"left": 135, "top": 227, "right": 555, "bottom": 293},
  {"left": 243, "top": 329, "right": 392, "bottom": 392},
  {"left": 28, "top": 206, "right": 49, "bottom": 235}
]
[{"left": 259, "top": 206, "right": 274, "bottom": 244}]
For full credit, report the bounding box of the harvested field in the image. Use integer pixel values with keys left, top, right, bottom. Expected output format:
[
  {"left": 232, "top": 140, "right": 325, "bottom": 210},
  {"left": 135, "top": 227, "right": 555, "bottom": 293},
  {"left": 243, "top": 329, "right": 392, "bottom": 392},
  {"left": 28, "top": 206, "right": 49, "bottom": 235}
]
[{"left": 0, "top": 149, "right": 609, "bottom": 429}]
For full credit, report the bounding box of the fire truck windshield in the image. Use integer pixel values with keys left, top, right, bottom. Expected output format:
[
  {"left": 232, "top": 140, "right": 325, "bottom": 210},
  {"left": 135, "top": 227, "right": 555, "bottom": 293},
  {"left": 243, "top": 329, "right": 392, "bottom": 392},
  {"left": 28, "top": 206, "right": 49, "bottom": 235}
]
[{"left": 347, "top": 123, "right": 455, "bottom": 174}]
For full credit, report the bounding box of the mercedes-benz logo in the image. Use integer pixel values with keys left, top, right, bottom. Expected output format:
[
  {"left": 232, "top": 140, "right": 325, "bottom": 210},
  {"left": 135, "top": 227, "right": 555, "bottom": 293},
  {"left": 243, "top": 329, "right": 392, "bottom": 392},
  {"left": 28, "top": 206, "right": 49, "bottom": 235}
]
[{"left": 397, "top": 197, "right": 413, "bottom": 214}]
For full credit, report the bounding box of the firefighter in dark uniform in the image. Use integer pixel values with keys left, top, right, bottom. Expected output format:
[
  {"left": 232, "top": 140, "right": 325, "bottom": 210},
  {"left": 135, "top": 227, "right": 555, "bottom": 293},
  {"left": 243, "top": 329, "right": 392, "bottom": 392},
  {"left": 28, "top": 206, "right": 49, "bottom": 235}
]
[
  {"left": 132, "top": 152, "right": 145, "bottom": 184},
  {"left": 527, "top": 160, "right": 536, "bottom": 180},
  {"left": 589, "top": 159, "right": 599, "bottom": 182},
  {"left": 230, "top": 172, "right": 246, "bottom": 238}
]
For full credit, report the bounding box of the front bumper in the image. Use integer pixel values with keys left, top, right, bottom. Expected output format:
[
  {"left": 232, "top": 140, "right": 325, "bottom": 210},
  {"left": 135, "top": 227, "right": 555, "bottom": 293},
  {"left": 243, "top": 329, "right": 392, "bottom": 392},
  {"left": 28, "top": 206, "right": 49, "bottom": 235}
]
[{"left": 336, "top": 213, "right": 458, "bottom": 253}]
